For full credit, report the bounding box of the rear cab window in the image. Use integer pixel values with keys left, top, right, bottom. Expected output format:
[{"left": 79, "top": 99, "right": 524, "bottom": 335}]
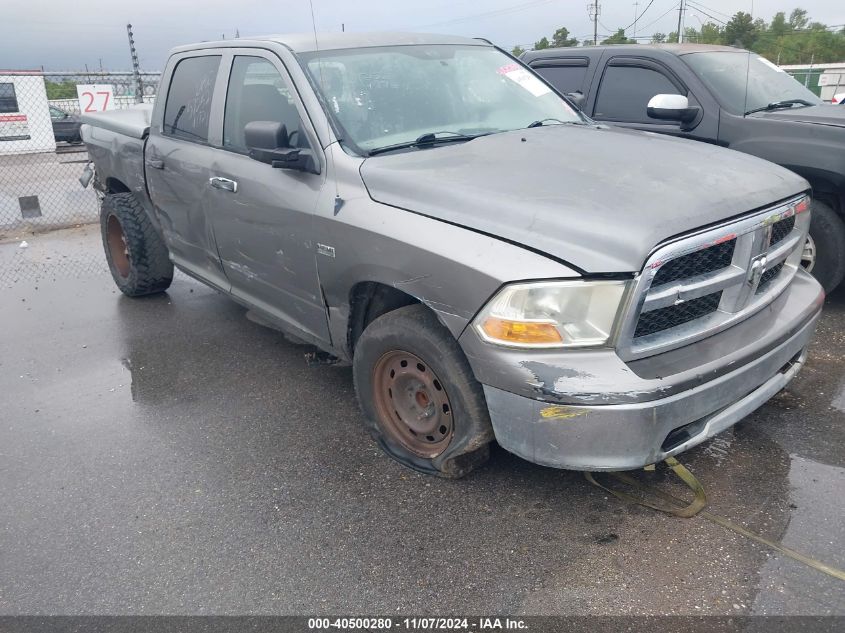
[
  {"left": 530, "top": 59, "right": 589, "bottom": 95},
  {"left": 162, "top": 55, "right": 221, "bottom": 143}
]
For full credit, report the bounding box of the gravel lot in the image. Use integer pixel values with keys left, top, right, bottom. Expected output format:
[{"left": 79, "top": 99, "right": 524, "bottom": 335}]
[{"left": 1, "top": 226, "right": 843, "bottom": 615}]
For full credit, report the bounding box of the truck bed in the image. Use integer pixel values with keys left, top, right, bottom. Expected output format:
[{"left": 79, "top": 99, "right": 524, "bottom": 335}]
[
  {"left": 80, "top": 105, "right": 152, "bottom": 202},
  {"left": 80, "top": 104, "right": 153, "bottom": 139}
]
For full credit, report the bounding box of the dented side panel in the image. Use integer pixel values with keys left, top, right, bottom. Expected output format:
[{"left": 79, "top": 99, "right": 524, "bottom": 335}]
[{"left": 313, "top": 148, "right": 578, "bottom": 358}]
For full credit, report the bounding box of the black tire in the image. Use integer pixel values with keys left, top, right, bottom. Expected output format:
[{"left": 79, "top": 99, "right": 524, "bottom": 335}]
[
  {"left": 806, "top": 199, "right": 845, "bottom": 293},
  {"left": 353, "top": 304, "right": 495, "bottom": 478},
  {"left": 100, "top": 192, "right": 173, "bottom": 296}
]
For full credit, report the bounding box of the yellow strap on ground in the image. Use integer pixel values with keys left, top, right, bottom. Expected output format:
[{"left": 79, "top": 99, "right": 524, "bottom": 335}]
[
  {"left": 584, "top": 456, "right": 706, "bottom": 518},
  {"left": 585, "top": 458, "right": 845, "bottom": 583}
]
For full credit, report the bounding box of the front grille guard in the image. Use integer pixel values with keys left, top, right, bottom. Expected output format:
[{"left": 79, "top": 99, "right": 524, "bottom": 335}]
[{"left": 614, "top": 195, "right": 811, "bottom": 362}]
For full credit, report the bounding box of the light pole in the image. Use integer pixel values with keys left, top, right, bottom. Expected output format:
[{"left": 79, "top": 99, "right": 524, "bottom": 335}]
[{"left": 633, "top": 1, "right": 639, "bottom": 39}]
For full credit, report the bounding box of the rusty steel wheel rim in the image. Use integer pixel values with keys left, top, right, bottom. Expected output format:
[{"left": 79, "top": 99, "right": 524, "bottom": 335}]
[
  {"left": 372, "top": 351, "right": 454, "bottom": 458},
  {"left": 106, "top": 214, "right": 131, "bottom": 278}
]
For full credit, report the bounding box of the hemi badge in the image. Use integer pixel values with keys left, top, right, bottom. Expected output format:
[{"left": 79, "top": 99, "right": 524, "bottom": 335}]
[{"left": 317, "top": 243, "right": 336, "bottom": 258}]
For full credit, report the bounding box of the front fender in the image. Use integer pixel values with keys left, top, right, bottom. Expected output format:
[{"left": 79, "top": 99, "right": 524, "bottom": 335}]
[{"left": 315, "top": 197, "right": 577, "bottom": 359}]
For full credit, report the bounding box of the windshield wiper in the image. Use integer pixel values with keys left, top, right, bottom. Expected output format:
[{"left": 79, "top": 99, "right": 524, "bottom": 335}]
[
  {"left": 744, "top": 99, "right": 815, "bottom": 116},
  {"left": 526, "top": 118, "right": 579, "bottom": 128},
  {"left": 368, "top": 131, "right": 486, "bottom": 156}
]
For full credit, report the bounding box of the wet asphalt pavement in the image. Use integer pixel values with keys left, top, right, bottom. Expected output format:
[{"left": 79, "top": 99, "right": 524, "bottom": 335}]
[{"left": 1, "top": 226, "right": 844, "bottom": 615}]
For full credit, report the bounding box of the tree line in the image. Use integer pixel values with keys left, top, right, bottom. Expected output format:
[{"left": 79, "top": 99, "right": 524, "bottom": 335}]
[{"left": 512, "top": 8, "right": 845, "bottom": 66}]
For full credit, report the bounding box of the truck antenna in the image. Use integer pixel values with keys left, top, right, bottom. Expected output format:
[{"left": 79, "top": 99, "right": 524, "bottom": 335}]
[
  {"left": 308, "top": 0, "right": 342, "bottom": 212},
  {"left": 742, "top": 50, "right": 752, "bottom": 116}
]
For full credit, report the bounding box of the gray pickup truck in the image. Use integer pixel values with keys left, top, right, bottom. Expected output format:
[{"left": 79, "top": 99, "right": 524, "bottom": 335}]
[
  {"left": 522, "top": 43, "right": 845, "bottom": 293},
  {"left": 80, "top": 33, "right": 823, "bottom": 477}
]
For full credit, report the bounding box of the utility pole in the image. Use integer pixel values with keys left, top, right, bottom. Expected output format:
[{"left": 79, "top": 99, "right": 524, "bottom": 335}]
[
  {"left": 126, "top": 23, "right": 144, "bottom": 105},
  {"left": 677, "top": 0, "right": 685, "bottom": 44},
  {"left": 633, "top": 1, "right": 639, "bottom": 39},
  {"left": 589, "top": 2, "right": 600, "bottom": 45}
]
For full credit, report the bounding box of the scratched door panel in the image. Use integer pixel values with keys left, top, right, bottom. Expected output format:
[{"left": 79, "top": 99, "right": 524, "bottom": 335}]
[{"left": 207, "top": 54, "right": 329, "bottom": 342}]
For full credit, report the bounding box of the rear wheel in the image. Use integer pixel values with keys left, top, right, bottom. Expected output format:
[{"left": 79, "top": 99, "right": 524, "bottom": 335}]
[
  {"left": 804, "top": 199, "right": 845, "bottom": 293},
  {"left": 353, "top": 304, "right": 494, "bottom": 478},
  {"left": 100, "top": 192, "right": 173, "bottom": 296}
]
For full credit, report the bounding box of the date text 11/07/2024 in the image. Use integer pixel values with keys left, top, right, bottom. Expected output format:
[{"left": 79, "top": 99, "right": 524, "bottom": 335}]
[{"left": 307, "top": 617, "right": 528, "bottom": 630}]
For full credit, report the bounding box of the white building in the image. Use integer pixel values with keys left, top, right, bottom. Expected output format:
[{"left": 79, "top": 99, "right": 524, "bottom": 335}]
[{"left": 0, "top": 72, "right": 55, "bottom": 154}]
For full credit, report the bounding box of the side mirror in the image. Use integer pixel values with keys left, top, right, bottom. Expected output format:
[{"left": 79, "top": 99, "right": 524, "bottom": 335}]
[
  {"left": 244, "top": 121, "right": 318, "bottom": 173},
  {"left": 565, "top": 91, "right": 586, "bottom": 109},
  {"left": 647, "top": 94, "right": 700, "bottom": 125}
]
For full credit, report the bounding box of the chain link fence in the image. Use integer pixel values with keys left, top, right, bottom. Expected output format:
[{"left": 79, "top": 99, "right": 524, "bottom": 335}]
[
  {"left": 0, "top": 71, "right": 159, "bottom": 285},
  {"left": 782, "top": 66, "right": 845, "bottom": 101},
  {"left": 782, "top": 69, "right": 825, "bottom": 97}
]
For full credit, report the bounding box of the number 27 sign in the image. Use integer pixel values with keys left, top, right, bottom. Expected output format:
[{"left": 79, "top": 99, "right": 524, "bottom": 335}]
[{"left": 76, "top": 84, "right": 115, "bottom": 113}]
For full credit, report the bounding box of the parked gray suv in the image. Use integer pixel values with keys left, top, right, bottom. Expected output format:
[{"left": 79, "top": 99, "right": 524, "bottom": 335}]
[{"left": 80, "top": 33, "right": 824, "bottom": 477}]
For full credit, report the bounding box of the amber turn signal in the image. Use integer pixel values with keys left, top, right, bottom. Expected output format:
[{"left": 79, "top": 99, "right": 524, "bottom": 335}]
[{"left": 480, "top": 317, "right": 563, "bottom": 345}]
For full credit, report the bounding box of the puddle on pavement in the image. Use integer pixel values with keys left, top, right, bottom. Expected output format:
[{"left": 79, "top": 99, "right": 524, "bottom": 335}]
[{"left": 831, "top": 380, "right": 845, "bottom": 413}]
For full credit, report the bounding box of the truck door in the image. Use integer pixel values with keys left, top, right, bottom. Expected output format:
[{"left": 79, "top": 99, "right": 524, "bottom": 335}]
[
  {"left": 145, "top": 53, "right": 230, "bottom": 290},
  {"left": 205, "top": 51, "right": 330, "bottom": 344}
]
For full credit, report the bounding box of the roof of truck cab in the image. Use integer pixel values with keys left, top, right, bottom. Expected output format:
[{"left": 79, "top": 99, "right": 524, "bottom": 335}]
[
  {"left": 170, "top": 32, "right": 490, "bottom": 56},
  {"left": 522, "top": 43, "right": 745, "bottom": 62}
]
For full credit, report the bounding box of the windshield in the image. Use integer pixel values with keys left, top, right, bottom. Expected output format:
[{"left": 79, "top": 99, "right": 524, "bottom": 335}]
[
  {"left": 299, "top": 45, "right": 582, "bottom": 154},
  {"left": 682, "top": 51, "right": 822, "bottom": 115}
]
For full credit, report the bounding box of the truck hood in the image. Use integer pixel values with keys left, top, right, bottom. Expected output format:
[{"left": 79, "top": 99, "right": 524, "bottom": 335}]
[
  {"left": 359, "top": 125, "right": 806, "bottom": 272},
  {"left": 758, "top": 103, "right": 845, "bottom": 128}
]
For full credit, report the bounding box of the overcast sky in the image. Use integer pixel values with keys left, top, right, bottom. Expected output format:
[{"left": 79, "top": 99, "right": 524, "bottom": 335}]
[{"left": 1, "top": 0, "right": 843, "bottom": 71}]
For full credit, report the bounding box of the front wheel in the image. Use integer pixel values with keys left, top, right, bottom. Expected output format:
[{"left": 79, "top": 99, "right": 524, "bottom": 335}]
[
  {"left": 803, "top": 200, "right": 845, "bottom": 293},
  {"left": 353, "top": 304, "right": 495, "bottom": 478}
]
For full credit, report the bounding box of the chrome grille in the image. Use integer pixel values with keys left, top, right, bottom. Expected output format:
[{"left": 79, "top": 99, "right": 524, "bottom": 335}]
[
  {"left": 769, "top": 215, "right": 795, "bottom": 247},
  {"left": 634, "top": 291, "right": 722, "bottom": 338},
  {"left": 616, "top": 195, "right": 811, "bottom": 361},
  {"left": 651, "top": 239, "right": 736, "bottom": 287},
  {"left": 757, "top": 262, "right": 785, "bottom": 293}
]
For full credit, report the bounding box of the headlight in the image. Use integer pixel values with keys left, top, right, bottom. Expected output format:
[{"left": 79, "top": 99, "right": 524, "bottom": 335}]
[{"left": 474, "top": 280, "right": 628, "bottom": 348}]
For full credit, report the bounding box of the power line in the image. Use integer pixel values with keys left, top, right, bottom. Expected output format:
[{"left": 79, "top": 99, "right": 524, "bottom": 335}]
[
  {"left": 686, "top": 0, "right": 731, "bottom": 19},
  {"left": 635, "top": 1, "right": 681, "bottom": 33},
  {"left": 622, "top": 0, "right": 656, "bottom": 32},
  {"left": 686, "top": 1, "right": 727, "bottom": 24}
]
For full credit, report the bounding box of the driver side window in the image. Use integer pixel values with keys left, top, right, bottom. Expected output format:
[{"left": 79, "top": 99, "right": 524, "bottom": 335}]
[
  {"left": 594, "top": 64, "right": 683, "bottom": 123},
  {"left": 223, "top": 56, "right": 306, "bottom": 152}
]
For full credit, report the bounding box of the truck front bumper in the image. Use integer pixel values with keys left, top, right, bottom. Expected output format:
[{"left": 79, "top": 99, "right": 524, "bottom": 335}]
[{"left": 459, "top": 270, "right": 824, "bottom": 471}]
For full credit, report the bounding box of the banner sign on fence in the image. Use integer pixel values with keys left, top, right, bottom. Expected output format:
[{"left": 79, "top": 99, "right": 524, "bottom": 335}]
[
  {"left": 819, "top": 73, "right": 842, "bottom": 87},
  {"left": 0, "top": 113, "right": 30, "bottom": 141},
  {"left": 76, "top": 84, "right": 115, "bottom": 113}
]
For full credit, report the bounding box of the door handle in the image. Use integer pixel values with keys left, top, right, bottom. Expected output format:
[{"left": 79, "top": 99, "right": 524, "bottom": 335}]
[
  {"left": 209, "top": 177, "right": 238, "bottom": 193},
  {"left": 147, "top": 158, "right": 164, "bottom": 170}
]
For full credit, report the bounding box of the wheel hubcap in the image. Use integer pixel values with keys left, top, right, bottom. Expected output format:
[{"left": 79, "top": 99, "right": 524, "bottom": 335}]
[
  {"left": 801, "top": 235, "right": 816, "bottom": 273},
  {"left": 372, "top": 351, "right": 454, "bottom": 458},
  {"left": 106, "top": 214, "right": 131, "bottom": 278}
]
